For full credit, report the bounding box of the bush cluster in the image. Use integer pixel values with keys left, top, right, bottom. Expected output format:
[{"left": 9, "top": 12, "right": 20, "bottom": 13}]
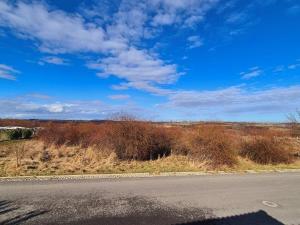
[
  {"left": 6, "top": 129, "right": 33, "bottom": 140},
  {"left": 171, "top": 126, "right": 237, "bottom": 167},
  {"left": 7, "top": 129, "right": 22, "bottom": 140},
  {"left": 37, "top": 123, "right": 109, "bottom": 147},
  {"left": 107, "top": 121, "right": 172, "bottom": 160},
  {"left": 35, "top": 121, "right": 295, "bottom": 166},
  {"left": 240, "top": 135, "right": 292, "bottom": 164}
]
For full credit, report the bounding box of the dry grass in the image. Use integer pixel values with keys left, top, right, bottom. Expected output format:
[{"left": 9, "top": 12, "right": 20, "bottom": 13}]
[
  {"left": 0, "top": 140, "right": 203, "bottom": 176},
  {"left": 232, "top": 156, "right": 300, "bottom": 171},
  {"left": 0, "top": 119, "right": 299, "bottom": 176},
  {"left": 0, "top": 140, "right": 299, "bottom": 177},
  {"left": 0, "top": 131, "right": 7, "bottom": 141}
]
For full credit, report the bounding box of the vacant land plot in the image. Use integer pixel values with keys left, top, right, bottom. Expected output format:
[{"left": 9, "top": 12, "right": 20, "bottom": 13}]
[{"left": 0, "top": 119, "right": 299, "bottom": 176}]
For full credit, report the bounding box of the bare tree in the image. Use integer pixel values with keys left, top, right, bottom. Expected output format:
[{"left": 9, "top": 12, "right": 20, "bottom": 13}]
[{"left": 287, "top": 110, "right": 300, "bottom": 137}]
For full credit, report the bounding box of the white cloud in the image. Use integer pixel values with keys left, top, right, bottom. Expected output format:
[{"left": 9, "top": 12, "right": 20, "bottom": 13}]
[
  {"left": 272, "top": 59, "right": 300, "bottom": 73},
  {"left": 0, "top": 1, "right": 126, "bottom": 54},
  {"left": 0, "top": 98, "right": 147, "bottom": 120},
  {"left": 0, "top": 64, "right": 19, "bottom": 80},
  {"left": 149, "top": 0, "right": 219, "bottom": 27},
  {"left": 39, "top": 56, "right": 69, "bottom": 66},
  {"left": 87, "top": 47, "right": 181, "bottom": 91},
  {"left": 44, "top": 103, "right": 74, "bottom": 113},
  {"left": 1, "top": 1, "right": 201, "bottom": 93},
  {"left": 152, "top": 13, "right": 177, "bottom": 26},
  {"left": 27, "top": 93, "right": 51, "bottom": 100},
  {"left": 240, "top": 67, "right": 263, "bottom": 79},
  {"left": 164, "top": 85, "right": 300, "bottom": 116},
  {"left": 187, "top": 35, "right": 203, "bottom": 49},
  {"left": 108, "top": 94, "right": 130, "bottom": 100},
  {"left": 111, "top": 81, "right": 174, "bottom": 95},
  {"left": 226, "top": 12, "right": 248, "bottom": 24}
]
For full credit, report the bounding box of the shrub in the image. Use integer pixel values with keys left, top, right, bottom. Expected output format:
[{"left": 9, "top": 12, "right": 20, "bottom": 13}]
[
  {"left": 5, "top": 128, "right": 33, "bottom": 140},
  {"left": 187, "top": 125, "right": 237, "bottom": 167},
  {"left": 37, "top": 122, "right": 112, "bottom": 148},
  {"left": 7, "top": 129, "right": 22, "bottom": 140},
  {"left": 21, "top": 129, "right": 33, "bottom": 139},
  {"left": 38, "top": 123, "right": 82, "bottom": 146},
  {"left": 37, "top": 121, "right": 171, "bottom": 160},
  {"left": 239, "top": 125, "right": 270, "bottom": 136},
  {"left": 240, "top": 135, "right": 292, "bottom": 164},
  {"left": 107, "top": 121, "right": 172, "bottom": 160},
  {"left": 169, "top": 127, "right": 192, "bottom": 156},
  {"left": 37, "top": 123, "right": 65, "bottom": 146}
]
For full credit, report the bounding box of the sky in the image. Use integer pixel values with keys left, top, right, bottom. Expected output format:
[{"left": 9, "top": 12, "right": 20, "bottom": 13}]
[{"left": 0, "top": 0, "right": 299, "bottom": 122}]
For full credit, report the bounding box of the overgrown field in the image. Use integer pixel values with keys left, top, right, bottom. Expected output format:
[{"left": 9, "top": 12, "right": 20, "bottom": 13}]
[{"left": 0, "top": 119, "right": 300, "bottom": 176}]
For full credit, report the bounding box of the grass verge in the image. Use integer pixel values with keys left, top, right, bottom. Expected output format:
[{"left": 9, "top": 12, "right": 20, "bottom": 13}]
[{"left": 1, "top": 140, "right": 299, "bottom": 177}]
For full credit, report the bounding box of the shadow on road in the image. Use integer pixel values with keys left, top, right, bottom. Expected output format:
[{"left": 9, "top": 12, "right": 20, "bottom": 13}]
[
  {"left": 176, "top": 210, "right": 284, "bottom": 225},
  {"left": 0, "top": 200, "right": 48, "bottom": 225}
]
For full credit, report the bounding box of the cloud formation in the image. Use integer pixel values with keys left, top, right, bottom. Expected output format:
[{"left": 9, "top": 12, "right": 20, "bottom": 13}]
[
  {"left": 0, "top": 64, "right": 19, "bottom": 80},
  {"left": 0, "top": 98, "right": 146, "bottom": 120},
  {"left": 87, "top": 48, "right": 180, "bottom": 88},
  {"left": 0, "top": 1, "right": 133, "bottom": 54},
  {"left": 108, "top": 94, "right": 130, "bottom": 100},
  {"left": 187, "top": 35, "right": 203, "bottom": 49},
  {"left": 0, "top": 1, "right": 298, "bottom": 121},
  {"left": 240, "top": 67, "right": 263, "bottom": 79},
  {"left": 0, "top": 0, "right": 219, "bottom": 92},
  {"left": 164, "top": 85, "right": 300, "bottom": 116},
  {"left": 39, "top": 56, "right": 69, "bottom": 66}
]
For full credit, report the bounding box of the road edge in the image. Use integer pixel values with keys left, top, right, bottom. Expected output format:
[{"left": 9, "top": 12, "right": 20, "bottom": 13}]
[{"left": 1, "top": 169, "right": 300, "bottom": 182}]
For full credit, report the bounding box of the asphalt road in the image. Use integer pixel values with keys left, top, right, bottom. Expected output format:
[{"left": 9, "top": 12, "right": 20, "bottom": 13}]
[{"left": 0, "top": 172, "right": 300, "bottom": 225}]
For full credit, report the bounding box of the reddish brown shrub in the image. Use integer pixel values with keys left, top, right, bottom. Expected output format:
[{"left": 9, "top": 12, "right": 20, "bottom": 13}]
[
  {"left": 189, "top": 125, "right": 237, "bottom": 167},
  {"left": 107, "top": 121, "right": 172, "bottom": 160},
  {"left": 37, "top": 120, "right": 171, "bottom": 161},
  {"left": 37, "top": 123, "right": 67, "bottom": 146},
  {"left": 239, "top": 125, "right": 270, "bottom": 136},
  {"left": 169, "top": 127, "right": 193, "bottom": 156},
  {"left": 37, "top": 122, "right": 111, "bottom": 148},
  {"left": 240, "top": 135, "right": 293, "bottom": 164}
]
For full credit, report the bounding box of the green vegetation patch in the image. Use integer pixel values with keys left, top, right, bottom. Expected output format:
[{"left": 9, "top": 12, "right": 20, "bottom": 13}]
[{"left": 0, "top": 128, "right": 34, "bottom": 141}]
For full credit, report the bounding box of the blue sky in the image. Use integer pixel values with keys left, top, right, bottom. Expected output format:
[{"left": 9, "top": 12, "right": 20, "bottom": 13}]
[{"left": 0, "top": 0, "right": 299, "bottom": 121}]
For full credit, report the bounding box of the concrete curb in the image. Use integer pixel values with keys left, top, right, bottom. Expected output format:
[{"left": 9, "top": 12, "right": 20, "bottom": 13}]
[{"left": 1, "top": 169, "right": 300, "bottom": 182}]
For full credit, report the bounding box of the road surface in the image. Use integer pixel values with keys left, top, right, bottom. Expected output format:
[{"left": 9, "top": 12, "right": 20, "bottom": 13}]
[{"left": 0, "top": 172, "right": 300, "bottom": 225}]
